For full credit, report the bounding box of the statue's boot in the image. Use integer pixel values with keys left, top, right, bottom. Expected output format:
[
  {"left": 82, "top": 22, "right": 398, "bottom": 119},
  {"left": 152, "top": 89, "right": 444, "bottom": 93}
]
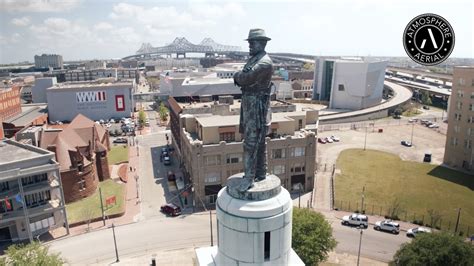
[{"left": 237, "top": 177, "right": 254, "bottom": 192}]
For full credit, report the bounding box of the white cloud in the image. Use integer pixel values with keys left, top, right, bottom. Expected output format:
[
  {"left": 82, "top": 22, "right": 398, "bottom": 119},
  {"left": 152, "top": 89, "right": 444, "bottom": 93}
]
[
  {"left": 189, "top": 2, "right": 245, "bottom": 19},
  {"left": 1, "top": 0, "right": 82, "bottom": 12},
  {"left": 11, "top": 17, "right": 31, "bottom": 26},
  {"left": 94, "top": 22, "right": 113, "bottom": 31}
]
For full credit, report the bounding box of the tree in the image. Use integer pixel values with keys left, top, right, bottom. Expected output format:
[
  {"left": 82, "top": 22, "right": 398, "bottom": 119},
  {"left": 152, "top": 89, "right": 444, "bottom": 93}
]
[
  {"left": 292, "top": 208, "right": 337, "bottom": 265},
  {"left": 159, "top": 102, "right": 169, "bottom": 122},
  {"left": 138, "top": 109, "right": 146, "bottom": 128},
  {"left": 0, "top": 241, "right": 66, "bottom": 265},
  {"left": 392, "top": 232, "right": 474, "bottom": 266},
  {"left": 386, "top": 197, "right": 403, "bottom": 220},
  {"left": 393, "top": 108, "right": 403, "bottom": 119},
  {"left": 421, "top": 91, "right": 432, "bottom": 105}
]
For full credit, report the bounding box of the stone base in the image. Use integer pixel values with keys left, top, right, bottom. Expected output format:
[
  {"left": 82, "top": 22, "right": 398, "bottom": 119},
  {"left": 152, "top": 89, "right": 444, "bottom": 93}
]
[
  {"left": 195, "top": 246, "right": 304, "bottom": 266},
  {"left": 226, "top": 173, "right": 281, "bottom": 201}
]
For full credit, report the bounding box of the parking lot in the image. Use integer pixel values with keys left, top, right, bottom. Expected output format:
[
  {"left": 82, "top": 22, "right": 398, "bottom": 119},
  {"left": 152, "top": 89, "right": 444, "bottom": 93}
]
[{"left": 317, "top": 121, "right": 447, "bottom": 165}]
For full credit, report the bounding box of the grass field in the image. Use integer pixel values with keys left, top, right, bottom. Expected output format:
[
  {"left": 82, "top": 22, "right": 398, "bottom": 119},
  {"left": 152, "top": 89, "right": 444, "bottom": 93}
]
[
  {"left": 108, "top": 145, "right": 129, "bottom": 165},
  {"left": 334, "top": 149, "right": 474, "bottom": 233},
  {"left": 66, "top": 179, "right": 125, "bottom": 224}
]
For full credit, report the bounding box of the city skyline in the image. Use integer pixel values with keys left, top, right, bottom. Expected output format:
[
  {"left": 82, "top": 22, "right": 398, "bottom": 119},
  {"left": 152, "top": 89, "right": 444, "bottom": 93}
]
[{"left": 0, "top": 0, "right": 473, "bottom": 64}]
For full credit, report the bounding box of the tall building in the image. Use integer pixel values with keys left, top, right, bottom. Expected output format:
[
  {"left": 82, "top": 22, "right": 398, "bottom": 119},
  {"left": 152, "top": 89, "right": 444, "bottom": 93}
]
[
  {"left": 0, "top": 139, "right": 69, "bottom": 242},
  {"left": 170, "top": 97, "right": 318, "bottom": 207},
  {"left": 34, "top": 54, "right": 63, "bottom": 69},
  {"left": 444, "top": 66, "right": 474, "bottom": 171},
  {"left": 313, "top": 58, "right": 387, "bottom": 110}
]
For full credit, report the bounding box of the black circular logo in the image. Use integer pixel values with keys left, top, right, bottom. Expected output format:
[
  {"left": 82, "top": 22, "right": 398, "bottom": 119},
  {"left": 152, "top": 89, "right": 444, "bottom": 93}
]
[{"left": 403, "top": 13, "right": 455, "bottom": 66}]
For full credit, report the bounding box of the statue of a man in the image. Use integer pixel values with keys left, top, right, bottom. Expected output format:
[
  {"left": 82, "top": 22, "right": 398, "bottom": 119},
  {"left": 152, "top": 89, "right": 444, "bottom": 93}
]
[{"left": 233, "top": 29, "right": 273, "bottom": 191}]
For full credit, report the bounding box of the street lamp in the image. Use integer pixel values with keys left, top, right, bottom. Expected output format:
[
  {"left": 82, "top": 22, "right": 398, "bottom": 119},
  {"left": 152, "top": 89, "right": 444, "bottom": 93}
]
[
  {"left": 134, "top": 175, "right": 139, "bottom": 199},
  {"left": 454, "top": 208, "right": 461, "bottom": 234},
  {"left": 111, "top": 223, "right": 119, "bottom": 263},
  {"left": 356, "top": 226, "right": 364, "bottom": 266}
]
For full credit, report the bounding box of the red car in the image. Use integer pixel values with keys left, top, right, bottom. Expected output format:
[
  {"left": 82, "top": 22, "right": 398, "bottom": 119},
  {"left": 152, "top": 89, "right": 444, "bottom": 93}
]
[
  {"left": 160, "top": 203, "right": 181, "bottom": 216},
  {"left": 318, "top": 137, "right": 327, "bottom": 144}
]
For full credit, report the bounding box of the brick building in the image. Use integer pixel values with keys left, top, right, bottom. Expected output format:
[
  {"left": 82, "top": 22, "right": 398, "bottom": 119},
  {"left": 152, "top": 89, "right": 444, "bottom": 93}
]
[
  {"left": 170, "top": 96, "right": 318, "bottom": 207},
  {"left": 0, "top": 86, "right": 22, "bottom": 121},
  {"left": 37, "top": 114, "right": 111, "bottom": 203}
]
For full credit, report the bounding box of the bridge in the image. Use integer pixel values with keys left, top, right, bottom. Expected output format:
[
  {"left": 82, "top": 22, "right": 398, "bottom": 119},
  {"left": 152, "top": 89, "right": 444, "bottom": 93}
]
[{"left": 123, "top": 37, "right": 243, "bottom": 60}]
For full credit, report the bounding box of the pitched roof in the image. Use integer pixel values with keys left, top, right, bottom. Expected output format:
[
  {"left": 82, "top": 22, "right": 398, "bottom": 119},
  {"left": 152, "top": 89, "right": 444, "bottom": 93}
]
[{"left": 40, "top": 114, "right": 108, "bottom": 171}]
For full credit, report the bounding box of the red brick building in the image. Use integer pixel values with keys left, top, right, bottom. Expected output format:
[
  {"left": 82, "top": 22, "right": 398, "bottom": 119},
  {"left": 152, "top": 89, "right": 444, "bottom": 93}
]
[
  {"left": 39, "top": 114, "right": 111, "bottom": 203},
  {"left": 0, "top": 86, "right": 21, "bottom": 121}
]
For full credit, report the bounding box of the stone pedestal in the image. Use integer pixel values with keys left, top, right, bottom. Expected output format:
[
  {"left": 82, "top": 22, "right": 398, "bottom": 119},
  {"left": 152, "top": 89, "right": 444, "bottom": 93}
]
[{"left": 196, "top": 173, "right": 304, "bottom": 266}]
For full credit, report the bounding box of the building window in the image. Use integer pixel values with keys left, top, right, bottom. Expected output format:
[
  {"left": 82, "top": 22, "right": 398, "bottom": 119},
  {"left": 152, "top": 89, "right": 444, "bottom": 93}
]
[
  {"left": 205, "top": 172, "right": 220, "bottom": 183},
  {"left": 457, "top": 101, "right": 463, "bottom": 110},
  {"left": 468, "top": 128, "right": 472, "bottom": 136},
  {"left": 21, "top": 173, "right": 48, "bottom": 186},
  {"left": 219, "top": 132, "right": 235, "bottom": 142},
  {"left": 454, "top": 113, "right": 462, "bottom": 121},
  {"left": 291, "top": 147, "right": 305, "bottom": 157},
  {"left": 451, "top": 137, "right": 458, "bottom": 146},
  {"left": 458, "top": 78, "right": 465, "bottom": 86},
  {"left": 471, "top": 92, "right": 474, "bottom": 99},
  {"left": 465, "top": 139, "right": 472, "bottom": 149},
  {"left": 25, "top": 190, "right": 51, "bottom": 208},
  {"left": 472, "top": 79, "right": 474, "bottom": 86},
  {"left": 0, "top": 182, "right": 9, "bottom": 192},
  {"left": 457, "top": 90, "right": 464, "bottom": 98},
  {"left": 78, "top": 178, "right": 86, "bottom": 191},
  {"left": 272, "top": 165, "right": 286, "bottom": 175},
  {"left": 226, "top": 153, "right": 242, "bottom": 164},
  {"left": 298, "top": 119, "right": 303, "bottom": 130},
  {"left": 0, "top": 199, "right": 13, "bottom": 213},
  {"left": 454, "top": 125, "right": 460, "bottom": 133},
  {"left": 338, "top": 84, "right": 345, "bottom": 91},
  {"left": 291, "top": 162, "right": 305, "bottom": 173},
  {"left": 272, "top": 148, "right": 286, "bottom": 159},
  {"left": 209, "top": 194, "right": 218, "bottom": 204},
  {"left": 204, "top": 155, "right": 221, "bottom": 166}
]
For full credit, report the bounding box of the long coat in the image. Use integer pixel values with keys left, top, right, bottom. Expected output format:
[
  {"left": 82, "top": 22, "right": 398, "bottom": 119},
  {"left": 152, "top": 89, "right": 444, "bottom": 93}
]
[{"left": 233, "top": 51, "right": 273, "bottom": 134}]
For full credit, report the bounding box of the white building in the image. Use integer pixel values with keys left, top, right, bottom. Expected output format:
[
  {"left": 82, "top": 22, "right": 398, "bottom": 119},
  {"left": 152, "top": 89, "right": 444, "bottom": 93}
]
[
  {"left": 84, "top": 60, "right": 106, "bottom": 70},
  {"left": 314, "top": 58, "right": 387, "bottom": 110},
  {"left": 32, "top": 77, "right": 57, "bottom": 103},
  {"left": 34, "top": 54, "right": 63, "bottom": 69}
]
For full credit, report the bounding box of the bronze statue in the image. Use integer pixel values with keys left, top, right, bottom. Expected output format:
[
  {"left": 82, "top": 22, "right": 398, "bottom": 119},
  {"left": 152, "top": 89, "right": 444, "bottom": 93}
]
[{"left": 233, "top": 29, "right": 273, "bottom": 191}]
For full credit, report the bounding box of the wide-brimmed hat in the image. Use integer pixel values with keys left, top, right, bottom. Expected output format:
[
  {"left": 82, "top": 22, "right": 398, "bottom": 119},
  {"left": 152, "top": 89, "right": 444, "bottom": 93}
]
[{"left": 245, "top": 28, "right": 271, "bottom": 41}]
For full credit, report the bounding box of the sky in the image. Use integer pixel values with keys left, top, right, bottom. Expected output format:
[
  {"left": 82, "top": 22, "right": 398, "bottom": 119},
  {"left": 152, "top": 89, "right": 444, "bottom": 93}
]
[{"left": 0, "top": 0, "right": 473, "bottom": 64}]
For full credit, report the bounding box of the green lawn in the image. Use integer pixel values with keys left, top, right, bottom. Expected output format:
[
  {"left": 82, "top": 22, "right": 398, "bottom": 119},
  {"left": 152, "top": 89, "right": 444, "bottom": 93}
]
[
  {"left": 65, "top": 179, "right": 126, "bottom": 224},
  {"left": 334, "top": 149, "right": 474, "bottom": 233},
  {"left": 108, "top": 145, "right": 129, "bottom": 165}
]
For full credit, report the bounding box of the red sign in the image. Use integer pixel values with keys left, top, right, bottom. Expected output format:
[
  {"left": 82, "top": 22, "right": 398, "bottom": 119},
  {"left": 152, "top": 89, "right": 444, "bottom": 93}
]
[
  {"left": 106, "top": 195, "right": 116, "bottom": 206},
  {"left": 115, "top": 95, "right": 125, "bottom": 111}
]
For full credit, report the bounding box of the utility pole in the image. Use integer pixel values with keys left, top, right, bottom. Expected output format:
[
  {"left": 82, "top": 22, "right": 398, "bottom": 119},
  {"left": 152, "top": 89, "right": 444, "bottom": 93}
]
[
  {"left": 135, "top": 175, "right": 139, "bottom": 199},
  {"left": 111, "top": 223, "right": 119, "bottom": 263},
  {"left": 357, "top": 227, "right": 363, "bottom": 266},
  {"left": 99, "top": 187, "right": 106, "bottom": 226},
  {"left": 361, "top": 186, "right": 365, "bottom": 213},
  {"left": 410, "top": 123, "right": 415, "bottom": 145},
  {"left": 455, "top": 208, "right": 461, "bottom": 234},
  {"left": 210, "top": 210, "right": 214, "bottom": 246},
  {"left": 364, "top": 126, "right": 368, "bottom": 150}
]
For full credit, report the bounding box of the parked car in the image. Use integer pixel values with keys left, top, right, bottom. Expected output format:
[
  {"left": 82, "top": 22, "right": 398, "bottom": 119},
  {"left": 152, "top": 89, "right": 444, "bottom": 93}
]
[
  {"left": 318, "top": 138, "right": 327, "bottom": 144},
  {"left": 160, "top": 203, "right": 181, "bottom": 216},
  {"left": 167, "top": 171, "right": 176, "bottom": 181},
  {"left": 325, "top": 137, "right": 333, "bottom": 143},
  {"left": 423, "top": 106, "right": 430, "bottom": 110},
  {"left": 401, "top": 140, "right": 412, "bottom": 147},
  {"left": 341, "top": 213, "right": 368, "bottom": 228},
  {"left": 423, "top": 153, "right": 432, "bottom": 162},
  {"left": 164, "top": 156, "right": 171, "bottom": 165},
  {"left": 113, "top": 137, "right": 128, "bottom": 144},
  {"left": 420, "top": 119, "right": 430, "bottom": 125},
  {"left": 330, "top": 135, "right": 340, "bottom": 142},
  {"left": 428, "top": 123, "right": 439, "bottom": 128},
  {"left": 408, "top": 118, "right": 418, "bottom": 123},
  {"left": 406, "top": 227, "right": 432, "bottom": 237},
  {"left": 109, "top": 119, "right": 116, "bottom": 124},
  {"left": 374, "top": 220, "right": 400, "bottom": 234}
]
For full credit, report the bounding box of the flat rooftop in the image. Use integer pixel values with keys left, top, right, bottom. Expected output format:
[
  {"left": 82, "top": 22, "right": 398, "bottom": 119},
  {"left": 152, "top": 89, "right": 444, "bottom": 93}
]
[
  {"left": 48, "top": 80, "right": 133, "bottom": 90},
  {"left": 177, "top": 100, "right": 294, "bottom": 110},
  {"left": 195, "top": 113, "right": 296, "bottom": 128},
  {"left": 0, "top": 140, "right": 50, "bottom": 166}
]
